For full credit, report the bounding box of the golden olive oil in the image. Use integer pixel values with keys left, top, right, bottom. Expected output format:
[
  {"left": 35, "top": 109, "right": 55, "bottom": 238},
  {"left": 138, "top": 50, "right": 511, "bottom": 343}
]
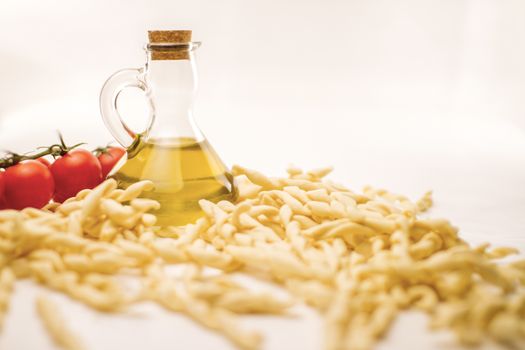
[{"left": 112, "top": 137, "right": 236, "bottom": 226}]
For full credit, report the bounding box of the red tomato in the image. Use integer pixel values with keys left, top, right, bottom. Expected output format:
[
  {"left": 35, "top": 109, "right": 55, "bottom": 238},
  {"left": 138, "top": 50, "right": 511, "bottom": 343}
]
[
  {"left": 0, "top": 171, "right": 5, "bottom": 207},
  {"left": 37, "top": 157, "right": 51, "bottom": 167},
  {"left": 51, "top": 149, "right": 103, "bottom": 203},
  {"left": 97, "top": 146, "right": 126, "bottom": 178},
  {"left": 4, "top": 160, "right": 55, "bottom": 210}
]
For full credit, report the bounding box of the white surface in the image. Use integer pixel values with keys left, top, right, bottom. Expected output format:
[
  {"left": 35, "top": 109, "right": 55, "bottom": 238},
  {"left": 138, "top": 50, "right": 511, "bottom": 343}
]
[{"left": 1, "top": 1, "right": 525, "bottom": 349}]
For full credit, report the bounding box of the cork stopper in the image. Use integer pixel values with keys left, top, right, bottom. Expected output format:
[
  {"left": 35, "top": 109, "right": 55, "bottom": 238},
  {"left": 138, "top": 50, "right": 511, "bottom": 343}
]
[{"left": 148, "top": 30, "right": 192, "bottom": 60}]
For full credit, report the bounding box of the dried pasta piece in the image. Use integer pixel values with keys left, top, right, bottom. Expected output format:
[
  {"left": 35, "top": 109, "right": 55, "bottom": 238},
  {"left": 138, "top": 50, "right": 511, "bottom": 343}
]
[
  {"left": 232, "top": 165, "right": 278, "bottom": 190},
  {"left": 0, "top": 268, "right": 15, "bottom": 330},
  {"left": 215, "top": 290, "right": 292, "bottom": 314},
  {"left": 116, "top": 180, "right": 155, "bottom": 202},
  {"left": 36, "top": 296, "right": 85, "bottom": 350}
]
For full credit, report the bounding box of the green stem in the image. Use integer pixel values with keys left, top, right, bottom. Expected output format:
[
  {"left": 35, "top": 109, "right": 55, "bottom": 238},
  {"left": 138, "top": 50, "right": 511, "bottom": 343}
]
[{"left": 0, "top": 133, "right": 84, "bottom": 169}]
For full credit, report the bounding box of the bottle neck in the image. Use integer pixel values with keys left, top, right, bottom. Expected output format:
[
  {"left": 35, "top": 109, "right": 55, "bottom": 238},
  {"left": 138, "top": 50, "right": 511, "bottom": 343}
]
[{"left": 143, "top": 51, "right": 203, "bottom": 142}]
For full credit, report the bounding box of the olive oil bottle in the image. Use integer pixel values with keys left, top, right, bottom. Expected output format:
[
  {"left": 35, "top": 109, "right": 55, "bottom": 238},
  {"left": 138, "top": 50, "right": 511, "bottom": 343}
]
[
  {"left": 113, "top": 137, "right": 234, "bottom": 226},
  {"left": 100, "top": 30, "right": 236, "bottom": 226}
]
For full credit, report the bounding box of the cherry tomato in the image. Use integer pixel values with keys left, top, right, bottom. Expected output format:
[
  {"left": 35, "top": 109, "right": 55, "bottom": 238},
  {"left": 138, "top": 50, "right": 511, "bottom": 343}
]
[
  {"left": 97, "top": 146, "right": 126, "bottom": 178},
  {"left": 37, "top": 157, "right": 51, "bottom": 167},
  {"left": 4, "top": 160, "right": 55, "bottom": 210},
  {"left": 0, "top": 171, "right": 5, "bottom": 207},
  {"left": 51, "top": 149, "right": 103, "bottom": 203}
]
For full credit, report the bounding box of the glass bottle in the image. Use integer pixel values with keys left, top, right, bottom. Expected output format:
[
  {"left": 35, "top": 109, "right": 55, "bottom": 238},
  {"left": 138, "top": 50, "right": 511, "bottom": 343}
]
[{"left": 100, "top": 30, "right": 235, "bottom": 226}]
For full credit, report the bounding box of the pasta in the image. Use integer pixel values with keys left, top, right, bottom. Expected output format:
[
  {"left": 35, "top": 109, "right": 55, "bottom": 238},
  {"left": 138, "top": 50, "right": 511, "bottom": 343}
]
[
  {"left": 0, "top": 268, "right": 15, "bottom": 330},
  {"left": 36, "top": 296, "right": 85, "bottom": 350},
  {"left": 0, "top": 166, "right": 523, "bottom": 350}
]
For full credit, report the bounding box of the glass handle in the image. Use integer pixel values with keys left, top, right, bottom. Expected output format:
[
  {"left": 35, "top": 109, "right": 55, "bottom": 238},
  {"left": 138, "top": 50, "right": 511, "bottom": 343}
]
[{"left": 99, "top": 68, "right": 154, "bottom": 148}]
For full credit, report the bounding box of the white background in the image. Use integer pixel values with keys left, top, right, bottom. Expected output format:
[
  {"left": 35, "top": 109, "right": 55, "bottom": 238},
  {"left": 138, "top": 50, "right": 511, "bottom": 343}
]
[{"left": 1, "top": 1, "right": 525, "bottom": 349}]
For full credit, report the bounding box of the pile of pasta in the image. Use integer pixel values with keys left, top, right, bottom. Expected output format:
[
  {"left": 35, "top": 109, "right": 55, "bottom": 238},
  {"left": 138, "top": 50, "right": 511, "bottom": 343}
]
[{"left": 0, "top": 165, "right": 524, "bottom": 350}]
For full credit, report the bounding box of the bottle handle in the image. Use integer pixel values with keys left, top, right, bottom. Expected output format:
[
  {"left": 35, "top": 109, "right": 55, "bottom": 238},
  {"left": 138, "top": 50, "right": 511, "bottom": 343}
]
[{"left": 99, "top": 68, "right": 154, "bottom": 148}]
